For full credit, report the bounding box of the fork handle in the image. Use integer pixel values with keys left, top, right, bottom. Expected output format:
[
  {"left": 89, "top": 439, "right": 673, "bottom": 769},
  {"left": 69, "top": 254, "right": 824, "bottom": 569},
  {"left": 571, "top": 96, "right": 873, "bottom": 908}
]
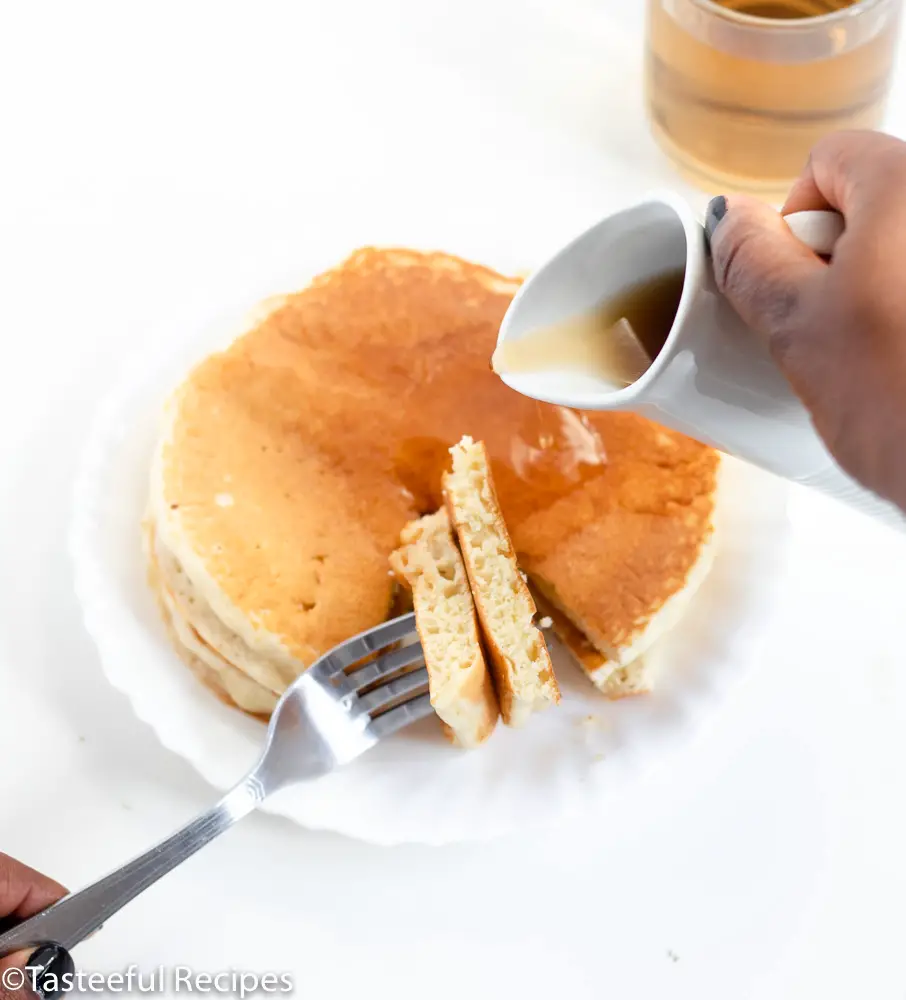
[{"left": 0, "top": 777, "right": 264, "bottom": 958}]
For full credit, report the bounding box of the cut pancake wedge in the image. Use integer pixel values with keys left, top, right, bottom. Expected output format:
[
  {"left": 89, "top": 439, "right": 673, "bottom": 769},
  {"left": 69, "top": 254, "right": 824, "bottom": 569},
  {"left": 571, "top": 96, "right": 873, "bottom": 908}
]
[
  {"left": 443, "top": 437, "right": 560, "bottom": 727},
  {"left": 390, "top": 509, "right": 498, "bottom": 748}
]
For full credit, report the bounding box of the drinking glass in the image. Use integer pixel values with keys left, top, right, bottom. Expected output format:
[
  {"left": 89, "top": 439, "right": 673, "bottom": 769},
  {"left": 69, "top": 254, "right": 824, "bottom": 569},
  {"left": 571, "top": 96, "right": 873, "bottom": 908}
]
[{"left": 645, "top": 0, "right": 903, "bottom": 197}]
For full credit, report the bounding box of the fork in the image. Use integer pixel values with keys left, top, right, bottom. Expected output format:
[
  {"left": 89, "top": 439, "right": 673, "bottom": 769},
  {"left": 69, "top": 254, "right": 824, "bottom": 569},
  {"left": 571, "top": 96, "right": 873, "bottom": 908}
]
[{"left": 0, "top": 612, "right": 428, "bottom": 960}]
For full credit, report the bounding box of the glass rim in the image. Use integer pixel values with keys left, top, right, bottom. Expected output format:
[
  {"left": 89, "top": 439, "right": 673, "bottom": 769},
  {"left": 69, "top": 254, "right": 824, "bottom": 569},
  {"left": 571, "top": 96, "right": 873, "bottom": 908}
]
[{"left": 692, "top": 0, "right": 893, "bottom": 29}]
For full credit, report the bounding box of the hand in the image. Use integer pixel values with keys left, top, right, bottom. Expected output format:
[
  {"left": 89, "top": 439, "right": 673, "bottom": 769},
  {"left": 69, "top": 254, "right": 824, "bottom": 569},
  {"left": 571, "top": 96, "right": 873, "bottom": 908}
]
[
  {"left": 706, "top": 130, "right": 906, "bottom": 513},
  {"left": 0, "top": 854, "right": 66, "bottom": 998}
]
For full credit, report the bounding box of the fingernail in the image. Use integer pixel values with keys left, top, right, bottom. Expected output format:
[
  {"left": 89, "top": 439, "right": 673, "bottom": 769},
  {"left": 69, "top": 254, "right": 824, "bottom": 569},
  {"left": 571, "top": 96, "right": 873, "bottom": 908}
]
[
  {"left": 25, "top": 944, "right": 74, "bottom": 999},
  {"left": 704, "top": 196, "right": 728, "bottom": 242}
]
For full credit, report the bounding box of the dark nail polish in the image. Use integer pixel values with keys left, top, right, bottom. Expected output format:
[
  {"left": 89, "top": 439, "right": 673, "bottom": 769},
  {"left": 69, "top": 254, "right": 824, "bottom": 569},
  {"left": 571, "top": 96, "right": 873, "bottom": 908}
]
[
  {"left": 704, "top": 196, "right": 728, "bottom": 243},
  {"left": 25, "top": 944, "right": 74, "bottom": 999}
]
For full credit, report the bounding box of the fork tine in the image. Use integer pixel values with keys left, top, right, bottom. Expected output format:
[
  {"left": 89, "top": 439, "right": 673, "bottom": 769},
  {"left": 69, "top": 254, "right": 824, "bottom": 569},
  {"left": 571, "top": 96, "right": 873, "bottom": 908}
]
[
  {"left": 366, "top": 693, "right": 434, "bottom": 740},
  {"left": 342, "top": 641, "right": 424, "bottom": 693},
  {"left": 353, "top": 666, "right": 430, "bottom": 716},
  {"left": 308, "top": 612, "right": 417, "bottom": 683}
]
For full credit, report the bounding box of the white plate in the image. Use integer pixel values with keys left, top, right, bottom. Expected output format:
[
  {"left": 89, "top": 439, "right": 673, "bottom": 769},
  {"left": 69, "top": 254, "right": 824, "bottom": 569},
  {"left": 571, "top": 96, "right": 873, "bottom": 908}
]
[{"left": 70, "top": 258, "right": 790, "bottom": 846}]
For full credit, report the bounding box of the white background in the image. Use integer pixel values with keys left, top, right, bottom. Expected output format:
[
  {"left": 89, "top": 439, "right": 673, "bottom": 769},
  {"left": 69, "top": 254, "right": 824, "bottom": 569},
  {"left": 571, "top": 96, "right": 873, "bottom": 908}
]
[{"left": 2, "top": 2, "right": 906, "bottom": 998}]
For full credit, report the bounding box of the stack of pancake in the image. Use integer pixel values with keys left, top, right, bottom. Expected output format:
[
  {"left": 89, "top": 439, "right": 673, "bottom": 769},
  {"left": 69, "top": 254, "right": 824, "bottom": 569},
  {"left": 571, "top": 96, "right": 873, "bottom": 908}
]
[{"left": 146, "top": 247, "right": 720, "bottom": 730}]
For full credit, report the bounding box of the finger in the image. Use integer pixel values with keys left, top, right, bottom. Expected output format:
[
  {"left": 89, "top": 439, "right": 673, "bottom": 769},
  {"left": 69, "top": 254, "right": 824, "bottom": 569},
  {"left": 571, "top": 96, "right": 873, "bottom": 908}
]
[
  {"left": 0, "top": 962, "right": 36, "bottom": 1000},
  {"left": 781, "top": 159, "right": 833, "bottom": 215},
  {"left": 0, "top": 948, "right": 69, "bottom": 999},
  {"left": 705, "top": 193, "right": 826, "bottom": 339},
  {"left": 0, "top": 857, "right": 65, "bottom": 921},
  {"left": 23, "top": 944, "right": 74, "bottom": 1000},
  {"left": 783, "top": 130, "right": 906, "bottom": 215},
  {"left": 0, "top": 952, "right": 32, "bottom": 976},
  {"left": 0, "top": 935, "right": 72, "bottom": 980}
]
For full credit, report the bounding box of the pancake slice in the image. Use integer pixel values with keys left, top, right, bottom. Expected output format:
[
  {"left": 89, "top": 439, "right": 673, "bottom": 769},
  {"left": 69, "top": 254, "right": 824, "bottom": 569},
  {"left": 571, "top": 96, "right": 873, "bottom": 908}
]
[
  {"left": 443, "top": 437, "right": 560, "bottom": 727},
  {"left": 532, "top": 591, "right": 650, "bottom": 699},
  {"left": 390, "top": 509, "right": 499, "bottom": 748}
]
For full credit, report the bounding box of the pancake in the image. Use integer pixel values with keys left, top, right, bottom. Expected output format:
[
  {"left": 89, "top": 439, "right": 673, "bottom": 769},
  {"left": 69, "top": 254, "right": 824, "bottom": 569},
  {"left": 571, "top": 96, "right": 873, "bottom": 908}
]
[
  {"left": 524, "top": 454, "right": 720, "bottom": 667},
  {"left": 148, "top": 247, "right": 720, "bottom": 717},
  {"left": 154, "top": 529, "right": 288, "bottom": 693},
  {"left": 390, "top": 508, "right": 499, "bottom": 747},
  {"left": 532, "top": 591, "right": 650, "bottom": 699},
  {"left": 145, "top": 523, "right": 278, "bottom": 716},
  {"left": 443, "top": 437, "right": 559, "bottom": 727},
  {"left": 161, "top": 583, "right": 279, "bottom": 716}
]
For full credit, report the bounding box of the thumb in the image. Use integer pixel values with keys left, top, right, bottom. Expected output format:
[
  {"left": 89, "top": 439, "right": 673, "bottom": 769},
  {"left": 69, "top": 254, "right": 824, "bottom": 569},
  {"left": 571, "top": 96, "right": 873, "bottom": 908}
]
[{"left": 705, "top": 194, "right": 826, "bottom": 340}]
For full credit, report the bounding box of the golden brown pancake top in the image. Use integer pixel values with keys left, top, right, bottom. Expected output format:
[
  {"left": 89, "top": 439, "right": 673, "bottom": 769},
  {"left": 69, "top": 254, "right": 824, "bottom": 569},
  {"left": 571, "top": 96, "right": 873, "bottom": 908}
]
[{"left": 161, "top": 248, "right": 719, "bottom": 662}]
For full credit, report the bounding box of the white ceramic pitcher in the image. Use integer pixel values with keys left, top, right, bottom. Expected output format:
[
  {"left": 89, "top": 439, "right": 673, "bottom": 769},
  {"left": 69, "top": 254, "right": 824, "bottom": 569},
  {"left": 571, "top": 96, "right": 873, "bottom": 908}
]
[{"left": 496, "top": 190, "right": 905, "bottom": 530}]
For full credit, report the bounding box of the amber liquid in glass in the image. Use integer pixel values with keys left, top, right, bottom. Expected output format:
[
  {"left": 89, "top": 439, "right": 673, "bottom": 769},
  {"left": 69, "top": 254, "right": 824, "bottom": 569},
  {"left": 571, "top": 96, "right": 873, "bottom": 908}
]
[{"left": 645, "top": 0, "right": 901, "bottom": 196}]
